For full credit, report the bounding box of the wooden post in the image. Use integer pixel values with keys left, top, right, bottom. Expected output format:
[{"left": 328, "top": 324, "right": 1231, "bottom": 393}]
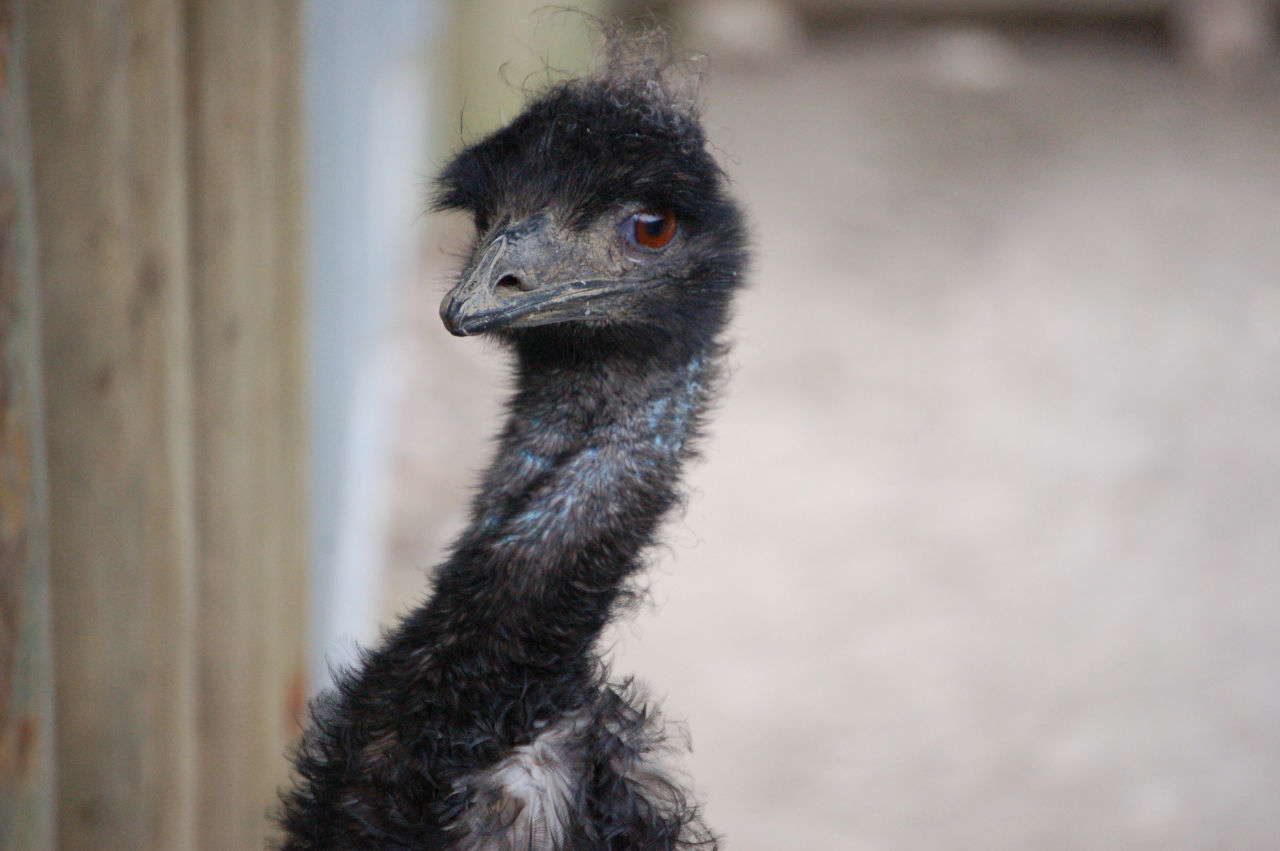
[
  {"left": 26, "top": 0, "right": 307, "bottom": 846},
  {"left": 0, "top": 2, "right": 56, "bottom": 846},
  {"left": 184, "top": 1, "right": 308, "bottom": 846},
  {"left": 26, "top": 0, "right": 199, "bottom": 847}
]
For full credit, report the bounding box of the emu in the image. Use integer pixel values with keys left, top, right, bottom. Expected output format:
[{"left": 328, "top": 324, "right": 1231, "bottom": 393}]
[{"left": 280, "top": 42, "right": 747, "bottom": 850}]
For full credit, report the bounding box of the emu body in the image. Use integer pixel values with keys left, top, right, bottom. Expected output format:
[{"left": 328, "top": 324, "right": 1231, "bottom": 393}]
[{"left": 281, "top": 52, "right": 746, "bottom": 850}]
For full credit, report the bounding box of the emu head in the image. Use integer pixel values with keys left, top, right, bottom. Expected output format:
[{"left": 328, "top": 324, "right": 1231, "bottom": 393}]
[{"left": 435, "top": 67, "right": 746, "bottom": 352}]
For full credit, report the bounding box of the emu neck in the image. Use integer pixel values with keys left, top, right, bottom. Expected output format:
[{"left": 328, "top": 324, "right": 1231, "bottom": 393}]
[{"left": 429, "top": 340, "right": 715, "bottom": 683}]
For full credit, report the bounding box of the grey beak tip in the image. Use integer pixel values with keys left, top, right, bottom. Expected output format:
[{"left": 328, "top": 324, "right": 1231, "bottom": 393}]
[{"left": 440, "top": 296, "right": 471, "bottom": 336}]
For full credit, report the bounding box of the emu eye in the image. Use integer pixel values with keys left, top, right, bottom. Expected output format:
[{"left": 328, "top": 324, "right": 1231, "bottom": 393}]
[{"left": 624, "top": 210, "right": 677, "bottom": 250}]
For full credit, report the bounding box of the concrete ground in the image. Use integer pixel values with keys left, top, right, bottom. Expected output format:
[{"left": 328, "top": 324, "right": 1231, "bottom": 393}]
[{"left": 382, "top": 24, "right": 1280, "bottom": 850}]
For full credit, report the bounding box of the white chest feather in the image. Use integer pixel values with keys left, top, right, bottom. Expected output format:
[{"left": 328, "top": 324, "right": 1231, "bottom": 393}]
[{"left": 450, "top": 715, "right": 586, "bottom": 851}]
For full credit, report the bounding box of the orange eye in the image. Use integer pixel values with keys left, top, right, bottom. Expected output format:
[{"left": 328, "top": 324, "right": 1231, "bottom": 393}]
[{"left": 626, "top": 210, "right": 677, "bottom": 250}]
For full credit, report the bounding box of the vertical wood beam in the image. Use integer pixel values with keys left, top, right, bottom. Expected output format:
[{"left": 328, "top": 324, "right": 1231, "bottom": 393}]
[
  {"left": 25, "top": 0, "right": 198, "bottom": 847},
  {"left": 0, "top": 1, "right": 55, "bottom": 846},
  {"left": 263, "top": 0, "right": 311, "bottom": 818},
  {"left": 184, "top": 0, "right": 307, "bottom": 845}
]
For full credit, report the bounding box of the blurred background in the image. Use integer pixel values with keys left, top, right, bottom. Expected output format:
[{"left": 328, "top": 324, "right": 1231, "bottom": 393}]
[{"left": 4, "top": 0, "right": 1279, "bottom": 848}]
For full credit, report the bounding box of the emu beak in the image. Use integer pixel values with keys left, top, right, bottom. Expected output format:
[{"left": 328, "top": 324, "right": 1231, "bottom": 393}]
[
  {"left": 440, "top": 216, "right": 647, "bottom": 336},
  {"left": 440, "top": 229, "right": 528, "bottom": 336}
]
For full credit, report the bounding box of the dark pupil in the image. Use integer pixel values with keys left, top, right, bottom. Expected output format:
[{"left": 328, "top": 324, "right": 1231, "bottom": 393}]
[{"left": 641, "top": 215, "right": 665, "bottom": 237}]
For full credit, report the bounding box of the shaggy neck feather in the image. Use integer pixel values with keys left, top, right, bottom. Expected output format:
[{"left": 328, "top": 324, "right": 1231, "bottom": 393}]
[{"left": 421, "top": 340, "right": 716, "bottom": 689}]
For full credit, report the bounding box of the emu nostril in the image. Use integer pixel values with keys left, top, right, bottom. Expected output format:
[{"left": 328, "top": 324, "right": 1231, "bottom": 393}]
[{"left": 495, "top": 273, "right": 535, "bottom": 293}]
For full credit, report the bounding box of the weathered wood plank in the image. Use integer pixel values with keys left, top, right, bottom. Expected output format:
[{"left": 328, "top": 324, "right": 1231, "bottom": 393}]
[
  {"left": 25, "top": 0, "right": 198, "bottom": 847},
  {"left": 0, "top": 1, "right": 56, "bottom": 846},
  {"left": 263, "top": 0, "right": 311, "bottom": 781},
  {"left": 184, "top": 0, "right": 307, "bottom": 845}
]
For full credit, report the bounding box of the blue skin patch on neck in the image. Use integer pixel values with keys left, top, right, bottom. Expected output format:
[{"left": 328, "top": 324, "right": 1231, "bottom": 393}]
[
  {"left": 520, "top": 448, "right": 553, "bottom": 470},
  {"left": 486, "top": 354, "right": 711, "bottom": 553}
]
